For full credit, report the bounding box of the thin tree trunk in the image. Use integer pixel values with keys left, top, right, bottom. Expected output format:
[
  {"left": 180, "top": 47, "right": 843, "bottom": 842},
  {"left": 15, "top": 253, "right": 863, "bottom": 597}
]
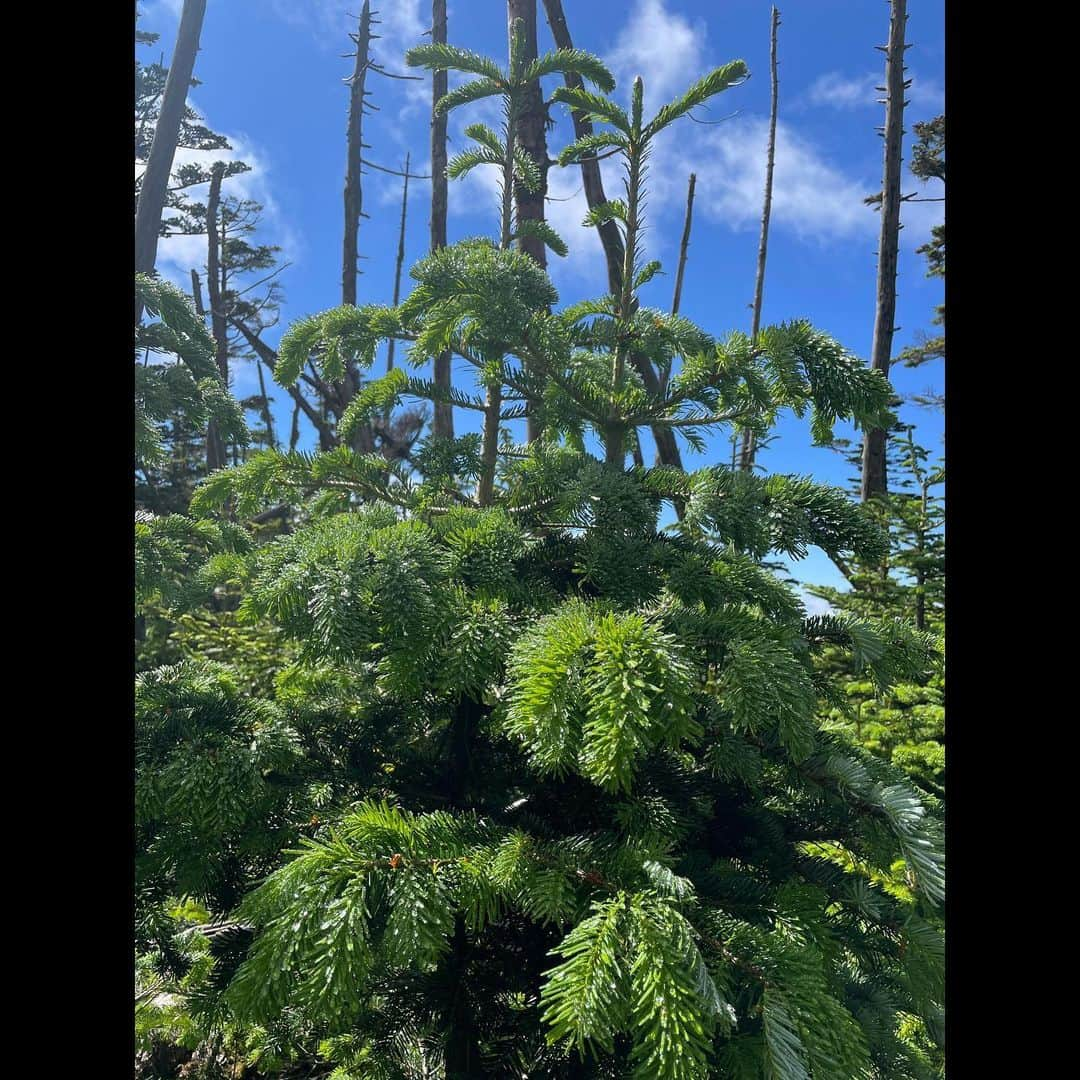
[
  {"left": 670, "top": 173, "right": 696, "bottom": 320},
  {"left": 508, "top": 0, "right": 547, "bottom": 443},
  {"left": 387, "top": 152, "right": 411, "bottom": 373},
  {"left": 190, "top": 269, "right": 205, "bottom": 315},
  {"left": 134, "top": 0, "right": 207, "bottom": 290},
  {"left": 861, "top": 0, "right": 908, "bottom": 503},
  {"left": 430, "top": 0, "right": 454, "bottom": 441},
  {"left": 342, "top": 1, "right": 373, "bottom": 307},
  {"left": 915, "top": 474, "right": 928, "bottom": 630},
  {"left": 289, "top": 401, "right": 301, "bottom": 451},
  {"left": 254, "top": 355, "right": 277, "bottom": 450},
  {"left": 205, "top": 163, "right": 228, "bottom": 471},
  {"left": 739, "top": 6, "right": 780, "bottom": 473},
  {"left": 540, "top": 0, "right": 683, "bottom": 479}
]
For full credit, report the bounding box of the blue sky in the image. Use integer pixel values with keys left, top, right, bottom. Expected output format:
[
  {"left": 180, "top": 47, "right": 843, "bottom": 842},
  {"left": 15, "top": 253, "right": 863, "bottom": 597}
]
[{"left": 138, "top": 0, "right": 944, "bottom": 603}]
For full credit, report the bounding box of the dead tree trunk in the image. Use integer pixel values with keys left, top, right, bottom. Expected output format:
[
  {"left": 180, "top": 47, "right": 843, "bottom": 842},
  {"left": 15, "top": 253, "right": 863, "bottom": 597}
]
[
  {"left": 289, "top": 402, "right": 301, "bottom": 451},
  {"left": 134, "top": 0, "right": 207, "bottom": 289},
  {"left": 739, "top": 6, "right": 780, "bottom": 473},
  {"left": 430, "top": 0, "right": 454, "bottom": 441},
  {"left": 205, "top": 163, "right": 228, "bottom": 471},
  {"left": 508, "top": 0, "right": 547, "bottom": 443},
  {"left": 670, "top": 173, "right": 696, "bottom": 320},
  {"left": 190, "top": 270, "right": 205, "bottom": 315},
  {"left": 343, "top": 1, "right": 373, "bottom": 308},
  {"left": 541, "top": 0, "right": 684, "bottom": 479},
  {"left": 861, "top": 0, "right": 908, "bottom": 503},
  {"left": 387, "top": 152, "right": 411, "bottom": 374},
  {"left": 254, "top": 354, "right": 277, "bottom": 450}
]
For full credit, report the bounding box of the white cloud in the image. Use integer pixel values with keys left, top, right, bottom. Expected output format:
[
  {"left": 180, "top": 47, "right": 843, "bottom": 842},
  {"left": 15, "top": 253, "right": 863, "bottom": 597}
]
[
  {"left": 139, "top": 0, "right": 183, "bottom": 25},
  {"left": 140, "top": 106, "right": 299, "bottom": 289},
  {"left": 607, "top": 0, "right": 708, "bottom": 113},
  {"left": 690, "top": 117, "right": 877, "bottom": 244},
  {"left": 806, "top": 70, "right": 943, "bottom": 112},
  {"left": 578, "top": 2, "right": 941, "bottom": 257}
]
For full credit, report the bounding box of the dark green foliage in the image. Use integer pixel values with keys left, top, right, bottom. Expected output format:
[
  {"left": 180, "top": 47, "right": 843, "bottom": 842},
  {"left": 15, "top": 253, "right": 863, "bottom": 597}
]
[{"left": 136, "top": 276, "right": 248, "bottom": 468}]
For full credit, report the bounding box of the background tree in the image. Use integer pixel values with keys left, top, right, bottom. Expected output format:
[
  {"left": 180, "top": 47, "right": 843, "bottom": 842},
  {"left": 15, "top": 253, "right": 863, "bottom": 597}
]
[
  {"left": 134, "top": 0, "right": 209, "bottom": 282},
  {"left": 738, "top": 6, "right": 781, "bottom": 474},
  {"left": 429, "top": 0, "right": 454, "bottom": 442},
  {"left": 861, "top": 0, "right": 909, "bottom": 503},
  {"left": 898, "top": 115, "right": 945, "bottom": 376},
  {"left": 808, "top": 426, "right": 944, "bottom": 797},
  {"left": 135, "top": 14, "right": 250, "bottom": 245},
  {"left": 541, "top": 0, "right": 686, "bottom": 476}
]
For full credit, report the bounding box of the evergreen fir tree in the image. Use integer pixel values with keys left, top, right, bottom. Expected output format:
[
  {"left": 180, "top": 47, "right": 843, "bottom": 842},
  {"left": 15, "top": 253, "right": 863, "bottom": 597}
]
[
  {"left": 136, "top": 31, "right": 944, "bottom": 1080},
  {"left": 135, "top": 14, "right": 250, "bottom": 242},
  {"left": 807, "top": 428, "right": 945, "bottom": 799}
]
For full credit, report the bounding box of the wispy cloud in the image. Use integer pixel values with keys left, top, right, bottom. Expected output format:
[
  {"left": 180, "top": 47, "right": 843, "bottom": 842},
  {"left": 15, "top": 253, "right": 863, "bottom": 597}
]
[
  {"left": 607, "top": 0, "right": 708, "bottom": 113},
  {"left": 141, "top": 105, "right": 299, "bottom": 289},
  {"left": 805, "top": 70, "right": 944, "bottom": 112}
]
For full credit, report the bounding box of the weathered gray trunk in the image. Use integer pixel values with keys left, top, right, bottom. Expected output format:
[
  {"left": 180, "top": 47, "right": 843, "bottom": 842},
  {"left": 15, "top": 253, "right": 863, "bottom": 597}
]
[
  {"left": 342, "top": 1, "right": 373, "bottom": 307},
  {"left": 190, "top": 269, "right": 205, "bottom": 315},
  {"left": 670, "top": 173, "right": 697, "bottom": 320},
  {"left": 254, "top": 354, "right": 277, "bottom": 450},
  {"left": 861, "top": 0, "right": 908, "bottom": 502},
  {"left": 739, "top": 6, "right": 780, "bottom": 473},
  {"left": 430, "top": 0, "right": 454, "bottom": 441},
  {"left": 134, "top": 0, "right": 207, "bottom": 285},
  {"left": 205, "top": 163, "right": 228, "bottom": 471},
  {"left": 508, "top": 0, "right": 547, "bottom": 443},
  {"left": 387, "top": 152, "right": 411, "bottom": 373}
]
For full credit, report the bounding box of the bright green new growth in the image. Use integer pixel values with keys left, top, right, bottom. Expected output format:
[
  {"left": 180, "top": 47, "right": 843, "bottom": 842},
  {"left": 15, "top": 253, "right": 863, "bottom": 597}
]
[{"left": 135, "top": 26, "right": 944, "bottom": 1080}]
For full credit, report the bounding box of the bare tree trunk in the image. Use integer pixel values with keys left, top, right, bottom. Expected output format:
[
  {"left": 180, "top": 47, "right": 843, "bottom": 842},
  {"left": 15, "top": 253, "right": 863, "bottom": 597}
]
[
  {"left": 739, "top": 6, "right": 780, "bottom": 473},
  {"left": 915, "top": 480, "right": 927, "bottom": 631},
  {"left": 289, "top": 401, "right": 301, "bottom": 451},
  {"left": 190, "top": 269, "right": 205, "bottom": 315},
  {"left": 134, "top": 0, "right": 207, "bottom": 291},
  {"left": 430, "top": 0, "right": 454, "bottom": 441},
  {"left": 254, "top": 353, "right": 277, "bottom": 450},
  {"left": 861, "top": 0, "right": 908, "bottom": 503},
  {"left": 541, "top": 0, "right": 683, "bottom": 479},
  {"left": 670, "top": 173, "right": 696, "bottom": 319},
  {"left": 342, "top": 1, "right": 373, "bottom": 308},
  {"left": 205, "top": 163, "right": 228, "bottom": 471},
  {"left": 508, "top": 0, "right": 547, "bottom": 443},
  {"left": 387, "top": 152, "right": 411, "bottom": 373}
]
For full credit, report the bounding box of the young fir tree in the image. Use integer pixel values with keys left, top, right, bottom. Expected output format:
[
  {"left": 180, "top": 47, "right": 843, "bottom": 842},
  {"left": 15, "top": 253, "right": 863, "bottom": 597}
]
[
  {"left": 807, "top": 428, "right": 945, "bottom": 798},
  {"left": 136, "top": 30, "right": 944, "bottom": 1080}
]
